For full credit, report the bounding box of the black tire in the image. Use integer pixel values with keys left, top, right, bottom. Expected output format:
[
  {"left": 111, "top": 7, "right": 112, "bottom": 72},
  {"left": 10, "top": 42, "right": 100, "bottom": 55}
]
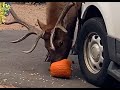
[{"left": 77, "top": 17, "right": 113, "bottom": 87}]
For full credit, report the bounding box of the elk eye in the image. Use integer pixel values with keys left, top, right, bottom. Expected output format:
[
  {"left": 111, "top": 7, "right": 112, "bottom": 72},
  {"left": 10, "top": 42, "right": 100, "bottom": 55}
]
[{"left": 58, "top": 40, "right": 63, "bottom": 47}]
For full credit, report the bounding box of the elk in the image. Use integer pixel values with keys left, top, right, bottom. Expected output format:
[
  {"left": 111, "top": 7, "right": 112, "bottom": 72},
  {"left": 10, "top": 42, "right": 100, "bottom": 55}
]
[{"left": 5, "top": 2, "right": 82, "bottom": 63}]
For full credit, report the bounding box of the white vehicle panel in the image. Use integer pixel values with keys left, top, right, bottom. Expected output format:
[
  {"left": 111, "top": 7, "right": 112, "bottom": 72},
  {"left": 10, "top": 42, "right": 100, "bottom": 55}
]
[{"left": 81, "top": 2, "right": 120, "bottom": 39}]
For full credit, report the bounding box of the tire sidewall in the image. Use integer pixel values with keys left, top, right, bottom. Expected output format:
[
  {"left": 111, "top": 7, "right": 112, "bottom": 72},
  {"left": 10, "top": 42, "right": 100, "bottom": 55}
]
[{"left": 77, "top": 18, "right": 111, "bottom": 86}]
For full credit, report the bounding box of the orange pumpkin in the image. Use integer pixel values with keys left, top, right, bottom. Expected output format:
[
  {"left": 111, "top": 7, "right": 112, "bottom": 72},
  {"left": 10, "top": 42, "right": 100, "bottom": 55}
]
[{"left": 50, "top": 59, "right": 72, "bottom": 78}]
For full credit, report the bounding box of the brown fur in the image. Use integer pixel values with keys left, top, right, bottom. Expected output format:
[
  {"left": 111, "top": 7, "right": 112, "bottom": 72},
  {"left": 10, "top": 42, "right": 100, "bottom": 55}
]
[{"left": 43, "top": 2, "right": 82, "bottom": 62}]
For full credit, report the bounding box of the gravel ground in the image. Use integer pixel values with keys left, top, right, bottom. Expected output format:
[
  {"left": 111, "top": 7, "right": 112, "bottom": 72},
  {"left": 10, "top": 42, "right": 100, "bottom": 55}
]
[{"left": 0, "top": 3, "right": 46, "bottom": 31}]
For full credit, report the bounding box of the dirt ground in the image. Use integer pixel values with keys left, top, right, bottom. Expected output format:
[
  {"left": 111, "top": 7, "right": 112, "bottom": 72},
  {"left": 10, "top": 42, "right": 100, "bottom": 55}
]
[
  {"left": 0, "top": 85, "right": 16, "bottom": 88},
  {"left": 0, "top": 3, "right": 46, "bottom": 31},
  {"left": 0, "top": 3, "right": 46, "bottom": 88}
]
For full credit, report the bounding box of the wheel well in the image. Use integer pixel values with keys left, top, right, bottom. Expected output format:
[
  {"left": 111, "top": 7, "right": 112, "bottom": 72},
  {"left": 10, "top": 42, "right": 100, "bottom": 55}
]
[
  {"left": 80, "top": 5, "right": 108, "bottom": 34},
  {"left": 82, "top": 5, "right": 103, "bottom": 24}
]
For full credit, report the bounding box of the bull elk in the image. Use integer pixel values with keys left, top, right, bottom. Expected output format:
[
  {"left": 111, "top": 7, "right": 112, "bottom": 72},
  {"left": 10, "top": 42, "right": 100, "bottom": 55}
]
[{"left": 5, "top": 2, "right": 82, "bottom": 63}]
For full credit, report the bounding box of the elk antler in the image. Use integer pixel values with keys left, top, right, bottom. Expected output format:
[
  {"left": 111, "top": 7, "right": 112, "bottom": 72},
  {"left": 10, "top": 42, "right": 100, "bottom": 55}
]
[
  {"left": 50, "top": 2, "right": 75, "bottom": 50},
  {"left": 5, "top": 7, "right": 45, "bottom": 53}
]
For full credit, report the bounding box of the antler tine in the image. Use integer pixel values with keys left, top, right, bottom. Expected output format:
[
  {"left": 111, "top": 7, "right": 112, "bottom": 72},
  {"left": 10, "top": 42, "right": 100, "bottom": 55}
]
[
  {"left": 11, "top": 32, "right": 36, "bottom": 43},
  {"left": 4, "top": 7, "right": 45, "bottom": 53},
  {"left": 56, "top": 2, "right": 75, "bottom": 26},
  {"left": 50, "top": 2, "right": 75, "bottom": 50},
  {"left": 5, "top": 7, "right": 29, "bottom": 29},
  {"left": 6, "top": 7, "right": 43, "bottom": 34},
  {"left": 22, "top": 35, "right": 42, "bottom": 53}
]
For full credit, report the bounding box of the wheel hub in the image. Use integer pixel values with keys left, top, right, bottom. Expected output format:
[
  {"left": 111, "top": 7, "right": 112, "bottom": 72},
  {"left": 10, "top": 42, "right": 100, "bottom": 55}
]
[
  {"left": 91, "top": 43, "right": 100, "bottom": 62},
  {"left": 84, "top": 33, "right": 104, "bottom": 74}
]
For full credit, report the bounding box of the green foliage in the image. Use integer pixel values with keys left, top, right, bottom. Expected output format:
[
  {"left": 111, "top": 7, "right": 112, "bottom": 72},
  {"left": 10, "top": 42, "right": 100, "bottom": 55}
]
[{"left": 0, "top": 2, "right": 11, "bottom": 24}]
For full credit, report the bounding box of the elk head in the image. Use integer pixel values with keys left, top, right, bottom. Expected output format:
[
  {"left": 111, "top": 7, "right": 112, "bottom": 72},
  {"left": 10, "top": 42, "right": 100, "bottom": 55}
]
[
  {"left": 5, "top": 2, "right": 80, "bottom": 63},
  {"left": 37, "top": 2, "right": 80, "bottom": 63},
  {"left": 43, "top": 2, "right": 78, "bottom": 63}
]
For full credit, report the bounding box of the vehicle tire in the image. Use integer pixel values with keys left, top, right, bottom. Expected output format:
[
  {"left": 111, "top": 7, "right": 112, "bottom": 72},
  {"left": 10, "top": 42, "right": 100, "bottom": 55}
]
[{"left": 77, "top": 17, "right": 113, "bottom": 87}]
